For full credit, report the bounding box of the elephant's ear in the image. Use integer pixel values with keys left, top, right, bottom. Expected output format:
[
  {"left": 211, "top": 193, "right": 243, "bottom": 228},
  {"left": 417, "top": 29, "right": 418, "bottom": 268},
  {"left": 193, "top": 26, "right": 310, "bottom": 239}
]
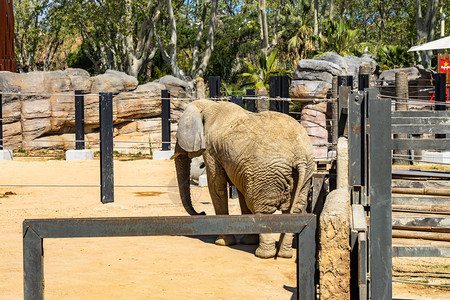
[{"left": 176, "top": 104, "right": 206, "bottom": 152}]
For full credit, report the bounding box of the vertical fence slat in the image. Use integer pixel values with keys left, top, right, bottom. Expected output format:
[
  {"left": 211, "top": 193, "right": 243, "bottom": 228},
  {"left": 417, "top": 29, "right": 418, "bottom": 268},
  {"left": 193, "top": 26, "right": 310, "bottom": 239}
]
[
  {"left": 161, "top": 90, "right": 171, "bottom": 151},
  {"left": 367, "top": 88, "right": 392, "bottom": 300},
  {"left": 75, "top": 90, "right": 85, "bottom": 150},
  {"left": 246, "top": 89, "right": 256, "bottom": 112},
  {"left": 100, "top": 92, "right": 114, "bottom": 204}
]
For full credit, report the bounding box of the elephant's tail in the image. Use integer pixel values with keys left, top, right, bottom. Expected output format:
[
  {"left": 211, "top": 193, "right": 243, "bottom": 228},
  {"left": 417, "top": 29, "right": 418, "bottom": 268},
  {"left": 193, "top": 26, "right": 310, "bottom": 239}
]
[{"left": 289, "top": 160, "right": 314, "bottom": 214}]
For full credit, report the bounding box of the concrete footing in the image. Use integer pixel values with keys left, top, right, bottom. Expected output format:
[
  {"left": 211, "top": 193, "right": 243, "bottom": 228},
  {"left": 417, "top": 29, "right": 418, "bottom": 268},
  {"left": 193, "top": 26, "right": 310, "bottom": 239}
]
[
  {"left": 0, "top": 149, "right": 13, "bottom": 160},
  {"left": 152, "top": 150, "right": 175, "bottom": 160},
  {"left": 65, "top": 149, "right": 94, "bottom": 161}
]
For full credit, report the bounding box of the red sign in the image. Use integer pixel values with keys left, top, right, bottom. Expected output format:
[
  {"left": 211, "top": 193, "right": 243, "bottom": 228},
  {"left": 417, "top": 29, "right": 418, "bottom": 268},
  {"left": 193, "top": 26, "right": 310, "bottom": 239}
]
[{"left": 440, "top": 59, "right": 450, "bottom": 73}]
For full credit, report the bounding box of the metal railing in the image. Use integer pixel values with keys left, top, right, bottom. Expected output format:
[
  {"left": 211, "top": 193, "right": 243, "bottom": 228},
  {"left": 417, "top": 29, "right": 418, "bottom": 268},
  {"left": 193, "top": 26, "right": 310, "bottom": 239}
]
[{"left": 23, "top": 214, "right": 317, "bottom": 300}]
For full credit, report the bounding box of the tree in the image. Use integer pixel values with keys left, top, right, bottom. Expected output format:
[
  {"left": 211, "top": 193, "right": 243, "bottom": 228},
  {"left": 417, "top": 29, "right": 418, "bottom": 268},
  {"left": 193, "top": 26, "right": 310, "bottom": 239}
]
[
  {"left": 14, "top": 0, "right": 73, "bottom": 71},
  {"left": 415, "top": 0, "right": 439, "bottom": 68},
  {"left": 154, "top": 0, "right": 219, "bottom": 82}
]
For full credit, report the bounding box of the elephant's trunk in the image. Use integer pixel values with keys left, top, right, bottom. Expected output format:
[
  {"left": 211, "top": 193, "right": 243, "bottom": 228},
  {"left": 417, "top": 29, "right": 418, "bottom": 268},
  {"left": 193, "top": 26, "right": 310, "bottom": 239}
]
[{"left": 174, "top": 147, "right": 205, "bottom": 216}]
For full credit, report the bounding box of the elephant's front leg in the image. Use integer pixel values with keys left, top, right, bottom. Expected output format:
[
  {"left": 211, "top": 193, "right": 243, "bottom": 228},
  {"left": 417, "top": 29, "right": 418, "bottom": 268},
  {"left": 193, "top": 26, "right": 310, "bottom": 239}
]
[{"left": 204, "top": 154, "right": 236, "bottom": 246}]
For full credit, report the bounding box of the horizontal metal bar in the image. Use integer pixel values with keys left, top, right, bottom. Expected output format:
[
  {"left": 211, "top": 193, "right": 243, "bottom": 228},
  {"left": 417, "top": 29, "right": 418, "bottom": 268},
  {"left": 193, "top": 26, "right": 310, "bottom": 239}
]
[
  {"left": 392, "top": 139, "right": 450, "bottom": 150},
  {"left": 392, "top": 246, "right": 450, "bottom": 257},
  {"left": 392, "top": 216, "right": 449, "bottom": 228},
  {"left": 391, "top": 117, "right": 450, "bottom": 125},
  {"left": 392, "top": 124, "right": 449, "bottom": 134},
  {"left": 392, "top": 111, "right": 450, "bottom": 118},
  {"left": 23, "top": 214, "right": 315, "bottom": 238},
  {"left": 392, "top": 196, "right": 450, "bottom": 206}
]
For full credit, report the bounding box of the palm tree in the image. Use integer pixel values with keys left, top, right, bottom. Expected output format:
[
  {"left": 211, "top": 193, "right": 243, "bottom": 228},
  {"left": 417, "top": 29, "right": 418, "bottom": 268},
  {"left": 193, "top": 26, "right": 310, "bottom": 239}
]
[{"left": 239, "top": 50, "right": 289, "bottom": 89}]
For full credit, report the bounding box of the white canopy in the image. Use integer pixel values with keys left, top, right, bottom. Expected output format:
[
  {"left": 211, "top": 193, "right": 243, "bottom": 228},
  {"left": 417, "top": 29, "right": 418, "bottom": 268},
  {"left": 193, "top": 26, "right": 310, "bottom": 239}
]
[{"left": 408, "top": 36, "right": 450, "bottom": 52}]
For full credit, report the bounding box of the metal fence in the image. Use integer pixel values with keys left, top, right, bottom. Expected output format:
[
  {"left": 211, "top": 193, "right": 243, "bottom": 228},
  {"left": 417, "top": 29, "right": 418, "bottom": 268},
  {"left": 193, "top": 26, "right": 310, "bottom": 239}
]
[{"left": 23, "top": 214, "right": 317, "bottom": 300}]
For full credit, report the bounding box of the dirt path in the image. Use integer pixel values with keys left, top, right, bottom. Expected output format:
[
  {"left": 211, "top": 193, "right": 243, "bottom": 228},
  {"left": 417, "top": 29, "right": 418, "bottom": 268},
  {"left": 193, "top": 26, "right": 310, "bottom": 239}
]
[{"left": 0, "top": 158, "right": 448, "bottom": 299}]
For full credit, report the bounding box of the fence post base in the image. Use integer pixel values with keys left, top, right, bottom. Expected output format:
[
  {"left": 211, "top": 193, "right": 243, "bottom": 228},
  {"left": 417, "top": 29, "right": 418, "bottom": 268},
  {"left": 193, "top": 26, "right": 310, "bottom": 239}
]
[{"left": 65, "top": 149, "right": 94, "bottom": 161}]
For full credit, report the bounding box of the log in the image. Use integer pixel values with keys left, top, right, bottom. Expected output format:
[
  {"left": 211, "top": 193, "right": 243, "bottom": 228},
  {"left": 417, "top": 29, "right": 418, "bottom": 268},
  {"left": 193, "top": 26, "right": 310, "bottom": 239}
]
[
  {"left": 392, "top": 187, "right": 450, "bottom": 196},
  {"left": 392, "top": 204, "right": 450, "bottom": 213},
  {"left": 392, "top": 225, "right": 450, "bottom": 233},
  {"left": 392, "top": 229, "right": 450, "bottom": 241}
]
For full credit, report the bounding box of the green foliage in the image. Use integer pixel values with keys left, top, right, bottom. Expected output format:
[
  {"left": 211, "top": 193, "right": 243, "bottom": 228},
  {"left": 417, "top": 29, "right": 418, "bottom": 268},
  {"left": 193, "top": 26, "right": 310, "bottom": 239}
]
[
  {"left": 66, "top": 43, "right": 96, "bottom": 75},
  {"left": 239, "top": 50, "right": 290, "bottom": 89},
  {"left": 314, "top": 18, "right": 361, "bottom": 56},
  {"left": 376, "top": 45, "right": 414, "bottom": 69}
]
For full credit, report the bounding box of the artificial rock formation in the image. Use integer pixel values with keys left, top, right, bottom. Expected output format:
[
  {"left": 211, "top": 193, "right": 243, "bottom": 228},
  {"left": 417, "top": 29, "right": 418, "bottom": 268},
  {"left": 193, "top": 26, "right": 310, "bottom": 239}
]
[
  {"left": 0, "top": 69, "right": 193, "bottom": 151},
  {"left": 291, "top": 53, "right": 378, "bottom": 159}
]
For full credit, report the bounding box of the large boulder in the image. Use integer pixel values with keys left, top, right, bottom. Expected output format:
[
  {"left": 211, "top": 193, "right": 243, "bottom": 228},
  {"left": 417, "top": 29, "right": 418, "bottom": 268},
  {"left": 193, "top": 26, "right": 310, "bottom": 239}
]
[{"left": 91, "top": 70, "right": 138, "bottom": 94}]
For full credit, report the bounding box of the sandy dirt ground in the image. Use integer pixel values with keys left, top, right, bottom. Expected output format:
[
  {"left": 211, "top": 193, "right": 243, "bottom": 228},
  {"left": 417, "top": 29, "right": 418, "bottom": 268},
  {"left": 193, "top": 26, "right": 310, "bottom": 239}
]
[{"left": 0, "top": 157, "right": 449, "bottom": 299}]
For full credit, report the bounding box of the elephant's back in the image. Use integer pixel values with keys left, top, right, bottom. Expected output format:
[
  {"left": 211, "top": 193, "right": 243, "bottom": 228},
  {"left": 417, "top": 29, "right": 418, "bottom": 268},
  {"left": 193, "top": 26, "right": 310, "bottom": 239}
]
[{"left": 246, "top": 112, "right": 313, "bottom": 156}]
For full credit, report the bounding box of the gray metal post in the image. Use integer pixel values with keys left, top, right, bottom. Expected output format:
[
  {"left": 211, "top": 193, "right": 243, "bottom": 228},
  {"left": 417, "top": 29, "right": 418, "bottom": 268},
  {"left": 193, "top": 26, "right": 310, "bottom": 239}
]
[
  {"left": 209, "top": 76, "right": 220, "bottom": 98},
  {"left": 161, "top": 90, "right": 171, "bottom": 151},
  {"left": 348, "top": 91, "right": 364, "bottom": 188},
  {"left": 296, "top": 216, "right": 317, "bottom": 300},
  {"left": 75, "top": 90, "right": 85, "bottom": 150},
  {"left": 100, "top": 92, "right": 114, "bottom": 204},
  {"left": 246, "top": 89, "right": 256, "bottom": 112},
  {"left": 23, "top": 225, "right": 43, "bottom": 300},
  {"left": 367, "top": 88, "right": 392, "bottom": 299}
]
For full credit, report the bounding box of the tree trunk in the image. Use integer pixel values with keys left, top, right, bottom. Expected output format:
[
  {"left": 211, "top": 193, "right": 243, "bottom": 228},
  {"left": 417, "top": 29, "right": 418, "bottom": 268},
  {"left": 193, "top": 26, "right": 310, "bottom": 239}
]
[
  {"left": 415, "top": 0, "right": 438, "bottom": 68},
  {"left": 259, "top": 0, "right": 269, "bottom": 55}
]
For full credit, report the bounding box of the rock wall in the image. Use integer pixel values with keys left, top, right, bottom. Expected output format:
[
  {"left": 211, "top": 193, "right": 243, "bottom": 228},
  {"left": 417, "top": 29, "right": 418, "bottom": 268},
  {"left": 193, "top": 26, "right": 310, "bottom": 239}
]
[
  {"left": 0, "top": 69, "right": 193, "bottom": 152},
  {"left": 291, "top": 52, "right": 378, "bottom": 159}
]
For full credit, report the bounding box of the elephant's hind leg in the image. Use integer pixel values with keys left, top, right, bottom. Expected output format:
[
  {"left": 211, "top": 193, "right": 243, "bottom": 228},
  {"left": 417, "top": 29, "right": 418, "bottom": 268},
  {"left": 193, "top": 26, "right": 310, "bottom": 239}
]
[
  {"left": 278, "top": 179, "right": 312, "bottom": 258},
  {"left": 237, "top": 190, "right": 259, "bottom": 245}
]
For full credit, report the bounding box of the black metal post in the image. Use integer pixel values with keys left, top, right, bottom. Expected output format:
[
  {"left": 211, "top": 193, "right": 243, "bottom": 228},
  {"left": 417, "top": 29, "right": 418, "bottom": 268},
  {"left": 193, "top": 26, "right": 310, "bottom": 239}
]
[
  {"left": 100, "top": 92, "right": 114, "bottom": 204},
  {"left": 338, "top": 75, "right": 353, "bottom": 90},
  {"left": 161, "top": 90, "right": 171, "bottom": 151},
  {"left": 280, "top": 75, "right": 290, "bottom": 114},
  {"left": 246, "top": 89, "right": 256, "bottom": 112},
  {"left": 209, "top": 76, "right": 220, "bottom": 99},
  {"left": 75, "top": 90, "right": 85, "bottom": 150},
  {"left": 435, "top": 73, "right": 446, "bottom": 138},
  {"left": 367, "top": 88, "right": 392, "bottom": 299},
  {"left": 269, "top": 76, "right": 281, "bottom": 112},
  {"left": 358, "top": 74, "right": 369, "bottom": 91},
  {"left": 230, "top": 95, "right": 244, "bottom": 107},
  {"left": 0, "top": 91, "right": 3, "bottom": 150}
]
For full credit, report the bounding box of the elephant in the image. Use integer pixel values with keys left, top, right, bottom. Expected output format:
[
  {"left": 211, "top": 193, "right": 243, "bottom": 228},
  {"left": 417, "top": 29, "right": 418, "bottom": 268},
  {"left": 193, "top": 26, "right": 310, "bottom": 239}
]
[{"left": 173, "top": 100, "right": 315, "bottom": 259}]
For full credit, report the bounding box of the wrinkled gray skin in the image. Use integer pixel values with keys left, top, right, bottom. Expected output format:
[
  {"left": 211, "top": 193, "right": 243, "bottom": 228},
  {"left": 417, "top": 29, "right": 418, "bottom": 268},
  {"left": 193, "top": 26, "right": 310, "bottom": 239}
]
[{"left": 174, "top": 100, "right": 314, "bottom": 258}]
